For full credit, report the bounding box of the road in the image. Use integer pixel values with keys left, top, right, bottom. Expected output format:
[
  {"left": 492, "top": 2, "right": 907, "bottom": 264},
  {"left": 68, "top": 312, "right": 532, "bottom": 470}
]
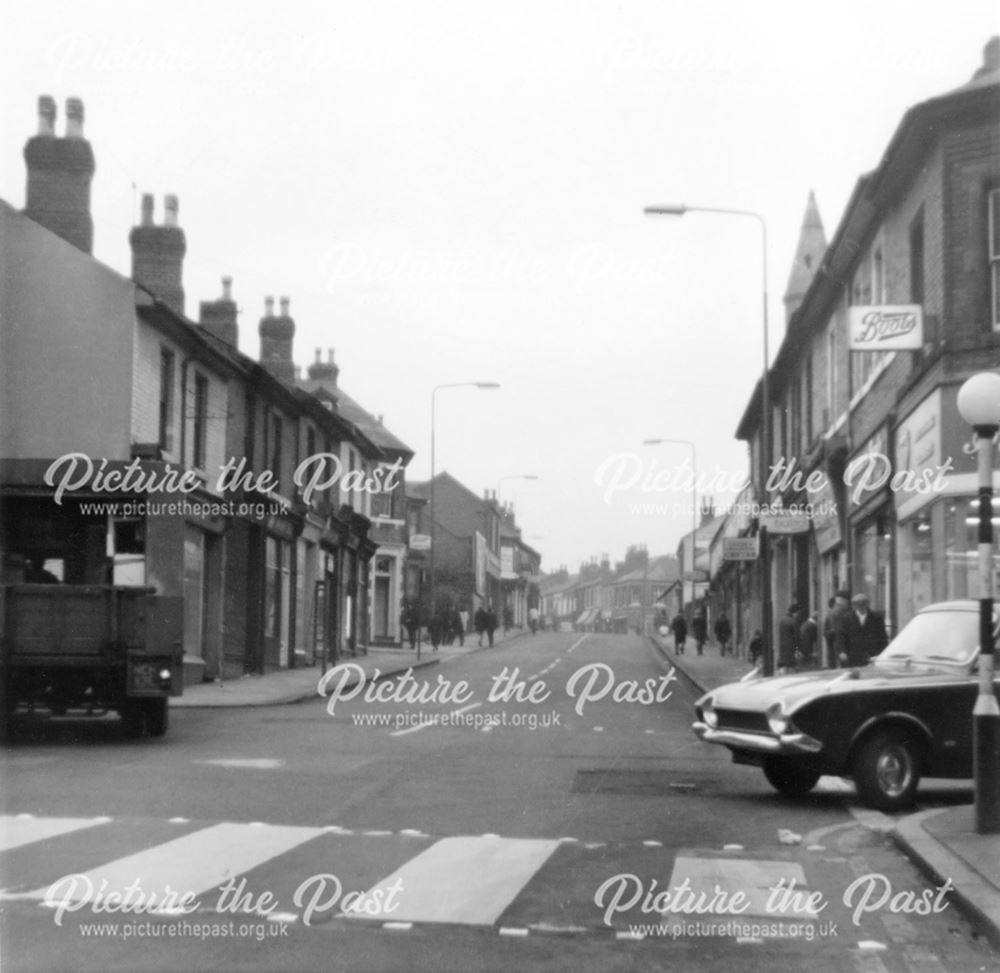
[{"left": 1, "top": 631, "right": 997, "bottom": 972}]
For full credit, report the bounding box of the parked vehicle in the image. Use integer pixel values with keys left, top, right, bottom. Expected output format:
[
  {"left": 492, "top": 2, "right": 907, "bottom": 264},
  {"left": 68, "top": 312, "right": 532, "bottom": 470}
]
[
  {"left": 692, "top": 601, "right": 1000, "bottom": 811},
  {"left": 0, "top": 584, "right": 182, "bottom": 738}
]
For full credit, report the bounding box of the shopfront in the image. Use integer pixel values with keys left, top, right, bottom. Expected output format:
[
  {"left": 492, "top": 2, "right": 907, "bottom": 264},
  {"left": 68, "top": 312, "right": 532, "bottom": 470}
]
[{"left": 894, "top": 386, "right": 1000, "bottom": 625}]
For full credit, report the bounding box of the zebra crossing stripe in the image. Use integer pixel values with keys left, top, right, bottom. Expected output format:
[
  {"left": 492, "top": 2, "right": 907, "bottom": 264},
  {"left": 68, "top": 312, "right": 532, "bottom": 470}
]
[
  {"left": 0, "top": 815, "right": 104, "bottom": 853},
  {"left": 23, "top": 821, "right": 325, "bottom": 903},
  {"left": 667, "top": 855, "right": 813, "bottom": 918},
  {"left": 347, "top": 835, "right": 562, "bottom": 926}
]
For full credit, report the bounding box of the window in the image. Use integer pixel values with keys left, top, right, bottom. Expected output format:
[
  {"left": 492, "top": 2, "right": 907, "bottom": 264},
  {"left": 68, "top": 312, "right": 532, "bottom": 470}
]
[
  {"left": 909, "top": 208, "right": 925, "bottom": 305},
  {"left": 192, "top": 373, "right": 208, "bottom": 470},
  {"left": 158, "top": 349, "right": 175, "bottom": 454},
  {"left": 871, "top": 243, "right": 885, "bottom": 305},
  {"left": 271, "top": 416, "right": 282, "bottom": 483},
  {"left": 989, "top": 188, "right": 1000, "bottom": 330}
]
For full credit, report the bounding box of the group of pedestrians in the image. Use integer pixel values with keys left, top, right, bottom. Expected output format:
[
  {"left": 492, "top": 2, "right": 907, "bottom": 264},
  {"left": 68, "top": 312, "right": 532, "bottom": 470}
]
[
  {"left": 661, "top": 592, "right": 888, "bottom": 672},
  {"left": 399, "top": 601, "right": 508, "bottom": 651},
  {"left": 777, "top": 590, "right": 888, "bottom": 672}
]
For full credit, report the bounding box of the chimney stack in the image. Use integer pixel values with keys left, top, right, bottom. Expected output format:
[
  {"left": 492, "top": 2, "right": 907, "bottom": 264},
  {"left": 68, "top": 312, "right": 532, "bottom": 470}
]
[
  {"left": 23, "top": 95, "right": 96, "bottom": 253},
  {"left": 306, "top": 345, "right": 339, "bottom": 386},
  {"left": 259, "top": 295, "right": 296, "bottom": 384},
  {"left": 199, "top": 276, "right": 239, "bottom": 347},
  {"left": 129, "top": 193, "right": 187, "bottom": 315}
]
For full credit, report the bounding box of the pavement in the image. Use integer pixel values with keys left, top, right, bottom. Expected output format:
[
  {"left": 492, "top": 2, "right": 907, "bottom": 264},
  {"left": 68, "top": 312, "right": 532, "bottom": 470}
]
[
  {"left": 649, "top": 631, "right": 1000, "bottom": 950},
  {"left": 172, "top": 627, "right": 527, "bottom": 708}
]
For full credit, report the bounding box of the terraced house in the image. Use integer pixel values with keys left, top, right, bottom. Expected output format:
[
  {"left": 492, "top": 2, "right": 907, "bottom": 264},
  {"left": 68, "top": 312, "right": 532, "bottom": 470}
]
[{"left": 0, "top": 96, "right": 414, "bottom": 683}]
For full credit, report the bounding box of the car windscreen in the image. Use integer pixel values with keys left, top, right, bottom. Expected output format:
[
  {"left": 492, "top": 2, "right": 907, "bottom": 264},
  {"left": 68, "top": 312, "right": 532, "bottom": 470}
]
[{"left": 877, "top": 610, "right": 985, "bottom": 666}]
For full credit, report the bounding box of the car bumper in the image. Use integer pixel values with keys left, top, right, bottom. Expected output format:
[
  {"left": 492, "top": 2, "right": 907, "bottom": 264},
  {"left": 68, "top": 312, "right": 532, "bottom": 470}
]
[{"left": 692, "top": 721, "right": 824, "bottom": 755}]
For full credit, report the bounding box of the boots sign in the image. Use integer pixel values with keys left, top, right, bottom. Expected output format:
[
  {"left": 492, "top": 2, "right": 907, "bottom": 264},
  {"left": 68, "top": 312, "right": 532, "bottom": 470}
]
[{"left": 848, "top": 305, "right": 923, "bottom": 351}]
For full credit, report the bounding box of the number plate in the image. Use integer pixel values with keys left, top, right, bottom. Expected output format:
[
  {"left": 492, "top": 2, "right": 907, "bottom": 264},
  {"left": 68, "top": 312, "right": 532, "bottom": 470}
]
[{"left": 130, "top": 662, "right": 159, "bottom": 692}]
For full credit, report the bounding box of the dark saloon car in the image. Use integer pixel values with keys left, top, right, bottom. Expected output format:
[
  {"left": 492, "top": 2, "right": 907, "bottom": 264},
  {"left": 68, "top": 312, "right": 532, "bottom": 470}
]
[{"left": 692, "top": 601, "right": 999, "bottom": 811}]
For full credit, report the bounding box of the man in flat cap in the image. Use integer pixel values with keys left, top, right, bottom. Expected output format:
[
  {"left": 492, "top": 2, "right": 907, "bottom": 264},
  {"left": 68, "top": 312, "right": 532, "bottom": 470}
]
[{"left": 845, "top": 592, "right": 888, "bottom": 667}]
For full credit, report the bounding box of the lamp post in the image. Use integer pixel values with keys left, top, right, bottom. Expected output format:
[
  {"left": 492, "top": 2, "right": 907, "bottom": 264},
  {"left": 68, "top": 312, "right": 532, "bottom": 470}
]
[
  {"left": 429, "top": 382, "right": 500, "bottom": 634},
  {"left": 644, "top": 203, "right": 772, "bottom": 675},
  {"left": 957, "top": 370, "right": 1000, "bottom": 835},
  {"left": 642, "top": 438, "right": 698, "bottom": 610}
]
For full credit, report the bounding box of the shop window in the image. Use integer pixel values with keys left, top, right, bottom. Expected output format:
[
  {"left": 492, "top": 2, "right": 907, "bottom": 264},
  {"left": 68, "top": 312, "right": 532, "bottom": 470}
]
[
  {"left": 946, "top": 498, "right": 1000, "bottom": 600},
  {"left": 898, "top": 513, "right": 933, "bottom": 621}
]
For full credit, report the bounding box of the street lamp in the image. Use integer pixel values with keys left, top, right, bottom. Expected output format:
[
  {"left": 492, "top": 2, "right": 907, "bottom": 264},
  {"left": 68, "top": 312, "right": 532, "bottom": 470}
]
[
  {"left": 957, "top": 370, "right": 1000, "bottom": 834},
  {"left": 644, "top": 203, "right": 772, "bottom": 674},
  {"left": 429, "top": 382, "right": 500, "bottom": 635},
  {"left": 643, "top": 438, "right": 698, "bottom": 609}
]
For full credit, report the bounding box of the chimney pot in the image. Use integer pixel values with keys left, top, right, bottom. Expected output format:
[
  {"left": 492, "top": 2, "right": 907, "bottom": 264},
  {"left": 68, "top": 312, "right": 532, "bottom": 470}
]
[
  {"left": 327, "top": 348, "right": 335, "bottom": 363},
  {"left": 221, "top": 276, "right": 232, "bottom": 300},
  {"left": 140, "top": 193, "right": 154, "bottom": 226},
  {"left": 65, "top": 97, "right": 84, "bottom": 138},
  {"left": 314, "top": 348, "right": 321, "bottom": 363},
  {"left": 37, "top": 95, "right": 56, "bottom": 136},
  {"left": 279, "top": 296, "right": 290, "bottom": 316},
  {"left": 163, "top": 194, "right": 179, "bottom": 227},
  {"left": 264, "top": 296, "right": 274, "bottom": 316}
]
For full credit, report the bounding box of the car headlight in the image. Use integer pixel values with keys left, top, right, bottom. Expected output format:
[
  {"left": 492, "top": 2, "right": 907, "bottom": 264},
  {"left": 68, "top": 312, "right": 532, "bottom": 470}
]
[
  {"left": 701, "top": 697, "right": 718, "bottom": 728},
  {"left": 766, "top": 701, "right": 791, "bottom": 735}
]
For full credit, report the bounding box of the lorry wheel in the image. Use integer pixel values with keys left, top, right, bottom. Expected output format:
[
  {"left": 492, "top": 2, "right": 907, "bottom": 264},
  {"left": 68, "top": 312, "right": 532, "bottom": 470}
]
[
  {"left": 121, "top": 701, "right": 144, "bottom": 738},
  {"left": 762, "top": 756, "right": 821, "bottom": 797},
  {"left": 853, "top": 728, "right": 921, "bottom": 811},
  {"left": 145, "top": 698, "right": 168, "bottom": 737}
]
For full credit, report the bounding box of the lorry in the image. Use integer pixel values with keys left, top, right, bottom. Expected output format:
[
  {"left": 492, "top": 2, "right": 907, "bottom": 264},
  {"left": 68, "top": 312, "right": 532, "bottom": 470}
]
[{"left": 0, "top": 584, "right": 183, "bottom": 739}]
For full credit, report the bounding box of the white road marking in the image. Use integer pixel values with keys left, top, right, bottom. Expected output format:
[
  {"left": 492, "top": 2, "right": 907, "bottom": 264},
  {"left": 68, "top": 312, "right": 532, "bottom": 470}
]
[
  {"left": 390, "top": 702, "right": 482, "bottom": 737},
  {"left": 0, "top": 815, "right": 105, "bottom": 853},
  {"left": 568, "top": 635, "right": 589, "bottom": 654},
  {"left": 194, "top": 759, "right": 284, "bottom": 770},
  {"left": 20, "top": 822, "right": 325, "bottom": 903},
  {"left": 667, "top": 856, "right": 814, "bottom": 919},
  {"left": 346, "top": 835, "right": 561, "bottom": 926}
]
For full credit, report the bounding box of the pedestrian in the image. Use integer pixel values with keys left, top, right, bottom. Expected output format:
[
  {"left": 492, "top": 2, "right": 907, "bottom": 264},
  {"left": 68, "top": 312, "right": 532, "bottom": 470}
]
[
  {"left": 799, "top": 609, "right": 820, "bottom": 669},
  {"left": 502, "top": 605, "right": 513, "bottom": 634},
  {"left": 828, "top": 590, "right": 854, "bottom": 667},
  {"left": 748, "top": 629, "right": 763, "bottom": 667},
  {"left": 846, "top": 593, "right": 888, "bottom": 666},
  {"left": 691, "top": 611, "right": 707, "bottom": 655},
  {"left": 714, "top": 610, "right": 732, "bottom": 656},
  {"left": 428, "top": 610, "right": 445, "bottom": 651},
  {"left": 486, "top": 604, "right": 498, "bottom": 647},
  {"left": 459, "top": 605, "right": 470, "bottom": 643},
  {"left": 670, "top": 614, "right": 688, "bottom": 655},
  {"left": 528, "top": 605, "right": 540, "bottom": 635},
  {"left": 777, "top": 602, "right": 800, "bottom": 673},
  {"left": 402, "top": 602, "right": 420, "bottom": 650},
  {"left": 474, "top": 605, "right": 487, "bottom": 647},
  {"left": 450, "top": 606, "right": 464, "bottom": 647},
  {"left": 822, "top": 596, "right": 837, "bottom": 664}
]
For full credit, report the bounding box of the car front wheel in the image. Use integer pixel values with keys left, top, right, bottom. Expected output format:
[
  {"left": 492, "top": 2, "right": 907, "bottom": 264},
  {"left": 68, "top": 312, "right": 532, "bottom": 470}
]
[
  {"left": 853, "top": 729, "right": 921, "bottom": 811},
  {"left": 762, "top": 756, "right": 822, "bottom": 798}
]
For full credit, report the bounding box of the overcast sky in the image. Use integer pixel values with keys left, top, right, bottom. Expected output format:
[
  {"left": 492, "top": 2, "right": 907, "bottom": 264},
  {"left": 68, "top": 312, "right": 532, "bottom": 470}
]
[{"left": 3, "top": 1, "right": 997, "bottom": 573}]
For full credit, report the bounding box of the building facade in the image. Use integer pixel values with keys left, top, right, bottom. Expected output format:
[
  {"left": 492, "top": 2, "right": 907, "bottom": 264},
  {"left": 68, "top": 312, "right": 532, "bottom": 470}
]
[{"left": 736, "top": 40, "right": 1000, "bottom": 659}]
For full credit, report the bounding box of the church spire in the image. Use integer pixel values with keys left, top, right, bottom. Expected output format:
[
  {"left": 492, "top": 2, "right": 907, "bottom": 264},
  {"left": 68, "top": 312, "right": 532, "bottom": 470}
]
[{"left": 784, "top": 191, "right": 826, "bottom": 324}]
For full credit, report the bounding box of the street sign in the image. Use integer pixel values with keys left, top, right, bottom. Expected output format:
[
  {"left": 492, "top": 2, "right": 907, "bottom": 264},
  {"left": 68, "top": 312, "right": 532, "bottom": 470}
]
[
  {"left": 760, "top": 512, "right": 811, "bottom": 535},
  {"left": 409, "top": 533, "right": 431, "bottom": 550},
  {"left": 723, "top": 537, "right": 759, "bottom": 561}
]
